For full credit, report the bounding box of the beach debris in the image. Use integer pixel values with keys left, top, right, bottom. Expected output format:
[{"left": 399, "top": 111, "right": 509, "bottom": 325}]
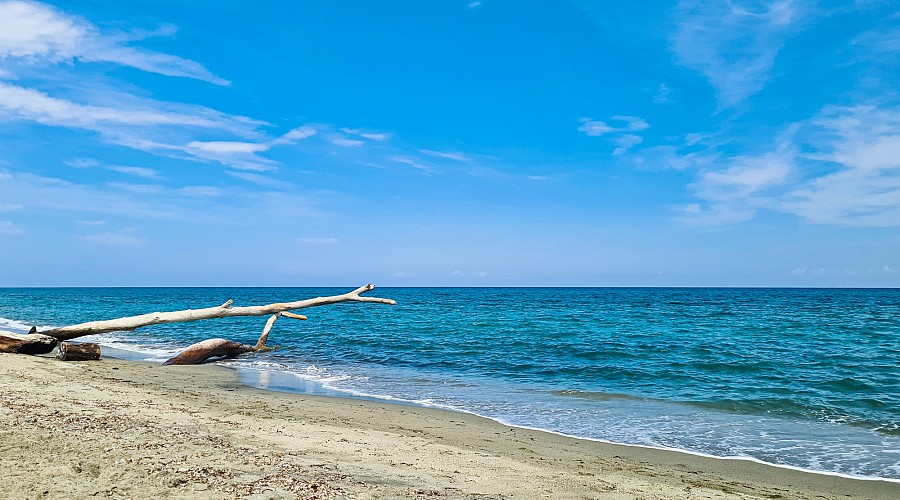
[
  {"left": 162, "top": 338, "right": 254, "bottom": 365},
  {"left": 162, "top": 309, "right": 311, "bottom": 364},
  {"left": 0, "top": 284, "right": 396, "bottom": 365},
  {"left": 0, "top": 330, "right": 58, "bottom": 355},
  {"left": 56, "top": 342, "right": 101, "bottom": 361}
]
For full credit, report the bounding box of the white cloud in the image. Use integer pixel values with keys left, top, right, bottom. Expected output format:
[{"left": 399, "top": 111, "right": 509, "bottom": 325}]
[
  {"left": 181, "top": 125, "right": 316, "bottom": 171},
  {"left": 679, "top": 148, "right": 794, "bottom": 225},
  {"left": 360, "top": 131, "right": 392, "bottom": 141},
  {"left": 671, "top": 0, "right": 804, "bottom": 107},
  {"left": 340, "top": 127, "right": 391, "bottom": 141},
  {"left": 782, "top": 105, "right": 900, "bottom": 226},
  {"left": 107, "top": 165, "right": 161, "bottom": 179},
  {"left": 0, "top": 3, "right": 313, "bottom": 176},
  {"left": 0, "top": 82, "right": 243, "bottom": 129},
  {"left": 0, "top": 0, "right": 227, "bottom": 85},
  {"left": 420, "top": 149, "right": 470, "bottom": 162},
  {"left": 186, "top": 141, "right": 270, "bottom": 154},
  {"left": 329, "top": 136, "right": 365, "bottom": 147},
  {"left": 611, "top": 115, "right": 649, "bottom": 131},
  {"left": 468, "top": 2, "right": 483, "bottom": 8},
  {"left": 0, "top": 1, "right": 82, "bottom": 58},
  {"left": 612, "top": 134, "right": 644, "bottom": 155},
  {"left": 65, "top": 158, "right": 99, "bottom": 168},
  {"left": 76, "top": 220, "right": 106, "bottom": 226},
  {"left": 390, "top": 156, "right": 435, "bottom": 173},
  {"left": 275, "top": 125, "right": 317, "bottom": 143},
  {"left": 579, "top": 115, "right": 649, "bottom": 137},
  {"left": 679, "top": 104, "right": 900, "bottom": 227},
  {"left": 579, "top": 115, "right": 650, "bottom": 154},
  {"left": 653, "top": 83, "right": 672, "bottom": 104},
  {"left": 577, "top": 119, "right": 616, "bottom": 136},
  {"left": 0, "top": 203, "right": 22, "bottom": 211},
  {"left": 695, "top": 152, "right": 793, "bottom": 200},
  {"left": 851, "top": 24, "right": 900, "bottom": 64}
]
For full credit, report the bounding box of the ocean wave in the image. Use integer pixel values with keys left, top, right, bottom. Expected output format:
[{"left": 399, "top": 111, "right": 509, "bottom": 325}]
[
  {"left": 0, "top": 316, "right": 37, "bottom": 333},
  {"left": 682, "top": 398, "right": 900, "bottom": 436},
  {"left": 88, "top": 333, "right": 183, "bottom": 361}
]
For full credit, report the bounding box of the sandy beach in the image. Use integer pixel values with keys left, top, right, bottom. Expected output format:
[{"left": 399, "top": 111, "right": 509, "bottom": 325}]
[{"left": 0, "top": 354, "right": 896, "bottom": 499}]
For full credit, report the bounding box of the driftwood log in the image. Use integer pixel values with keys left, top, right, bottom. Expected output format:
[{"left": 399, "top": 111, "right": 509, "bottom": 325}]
[
  {"left": 0, "top": 330, "right": 58, "bottom": 355},
  {"left": 0, "top": 284, "right": 395, "bottom": 365},
  {"left": 57, "top": 342, "right": 101, "bottom": 361}
]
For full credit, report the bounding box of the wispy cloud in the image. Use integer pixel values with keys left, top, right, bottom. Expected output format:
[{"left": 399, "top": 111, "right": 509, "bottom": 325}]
[
  {"left": 184, "top": 125, "right": 316, "bottom": 171},
  {"left": 782, "top": 105, "right": 900, "bottom": 226},
  {"left": 681, "top": 148, "right": 794, "bottom": 225},
  {"left": 420, "top": 149, "right": 470, "bottom": 162},
  {"left": 340, "top": 127, "right": 392, "bottom": 141},
  {"left": 0, "top": 2, "right": 310, "bottom": 175},
  {"left": 578, "top": 115, "right": 648, "bottom": 136},
  {"left": 390, "top": 156, "right": 436, "bottom": 173},
  {"left": 612, "top": 134, "right": 644, "bottom": 156},
  {"left": 0, "top": 82, "right": 251, "bottom": 130},
  {"left": 671, "top": 0, "right": 804, "bottom": 107},
  {"left": 65, "top": 158, "right": 99, "bottom": 168},
  {"left": 329, "top": 136, "right": 365, "bottom": 147},
  {"left": 653, "top": 83, "right": 673, "bottom": 104},
  {"left": 678, "top": 104, "right": 900, "bottom": 227},
  {"left": 107, "top": 166, "right": 161, "bottom": 179},
  {"left": 578, "top": 115, "right": 650, "bottom": 154},
  {"left": 0, "top": 0, "right": 227, "bottom": 85}
]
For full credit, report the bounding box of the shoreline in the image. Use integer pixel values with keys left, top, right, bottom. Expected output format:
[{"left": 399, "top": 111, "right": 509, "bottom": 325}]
[
  {"left": 2, "top": 354, "right": 897, "bottom": 499},
  {"left": 35, "top": 341, "right": 900, "bottom": 484},
  {"left": 235, "top": 364, "right": 900, "bottom": 485}
]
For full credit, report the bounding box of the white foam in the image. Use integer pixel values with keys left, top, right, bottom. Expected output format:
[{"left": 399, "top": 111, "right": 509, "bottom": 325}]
[
  {"left": 0, "top": 316, "right": 39, "bottom": 332},
  {"left": 89, "top": 333, "right": 183, "bottom": 361},
  {"left": 227, "top": 361, "right": 900, "bottom": 483}
]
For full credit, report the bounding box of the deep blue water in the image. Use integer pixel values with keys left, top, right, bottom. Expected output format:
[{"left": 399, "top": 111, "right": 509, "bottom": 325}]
[{"left": 1, "top": 287, "right": 898, "bottom": 480}]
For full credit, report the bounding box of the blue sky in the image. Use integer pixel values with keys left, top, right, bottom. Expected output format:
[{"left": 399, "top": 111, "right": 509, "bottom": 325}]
[{"left": 0, "top": 0, "right": 898, "bottom": 287}]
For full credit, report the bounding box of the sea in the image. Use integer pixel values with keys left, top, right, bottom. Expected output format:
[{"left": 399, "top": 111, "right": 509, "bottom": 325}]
[{"left": 1, "top": 287, "right": 898, "bottom": 481}]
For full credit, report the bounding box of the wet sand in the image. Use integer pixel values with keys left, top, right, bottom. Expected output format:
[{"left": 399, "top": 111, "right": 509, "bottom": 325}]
[{"left": 1, "top": 354, "right": 897, "bottom": 499}]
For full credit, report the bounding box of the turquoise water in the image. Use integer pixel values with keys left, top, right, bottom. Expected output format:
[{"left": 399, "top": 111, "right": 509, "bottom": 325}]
[{"left": 1, "top": 287, "right": 898, "bottom": 480}]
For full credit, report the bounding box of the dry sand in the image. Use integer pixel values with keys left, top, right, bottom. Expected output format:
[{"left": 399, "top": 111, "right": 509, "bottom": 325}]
[{"left": 1, "top": 354, "right": 897, "bottom": 499}]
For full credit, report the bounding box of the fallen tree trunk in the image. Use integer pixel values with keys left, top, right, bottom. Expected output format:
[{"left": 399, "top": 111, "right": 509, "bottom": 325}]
[
  {"left": 163, "top": 338, "right": 251, "bottom": 365},
  {"left": 163, "top": 311, "right": 307, "bottom": 365},
  {"left": 2, "top": 284, "right": 395, "bottom": 365},
  {"left": 40, "top": 284, "right": 393, "bottom": 341},
  {"left": 0, "top": 330, "right": 58, "bottom": 355}
]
